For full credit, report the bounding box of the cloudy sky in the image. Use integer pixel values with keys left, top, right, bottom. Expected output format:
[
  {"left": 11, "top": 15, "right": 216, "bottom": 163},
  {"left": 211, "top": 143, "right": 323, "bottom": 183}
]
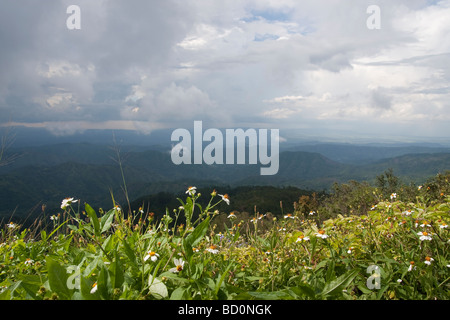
[{"left": 0, "top": 0, "right": 449, "bottom": 143}]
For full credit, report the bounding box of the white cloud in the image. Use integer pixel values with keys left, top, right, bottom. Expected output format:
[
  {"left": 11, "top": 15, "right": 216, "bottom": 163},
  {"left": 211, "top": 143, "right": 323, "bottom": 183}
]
[{"left": 0, "top": 0, "right": 449, "bottom": 141}]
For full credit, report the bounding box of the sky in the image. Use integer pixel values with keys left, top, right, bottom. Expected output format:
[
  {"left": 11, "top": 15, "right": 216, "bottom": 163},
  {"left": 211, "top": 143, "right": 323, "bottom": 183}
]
[{"left": 0, "top": 0, "right": 449, "bottom": 144}]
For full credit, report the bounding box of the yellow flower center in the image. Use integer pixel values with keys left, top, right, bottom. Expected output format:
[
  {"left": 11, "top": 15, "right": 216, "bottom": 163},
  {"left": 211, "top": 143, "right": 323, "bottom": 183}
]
[
  {"left": 425, "top": 256, "right": 431, "bottom": 261},
  {"left": 318, "top": 230, "right": 325, "bottom": 235},
  {"left": 176, "top": 265, "right": 183, "bottom": 272},
  {"left": 422, "top": 231, "right": 428, "bottom": 236}
]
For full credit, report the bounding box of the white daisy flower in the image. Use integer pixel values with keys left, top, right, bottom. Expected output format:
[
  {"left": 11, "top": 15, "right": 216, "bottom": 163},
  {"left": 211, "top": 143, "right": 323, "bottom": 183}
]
[
  {"left": 24, "top": 258, "right": 34, "bottom": 265},
  {"left": 144, "top": 251, "right": 160, "bottom": 262},
  {"left": 219, "top": 194, "right": 230, "bottom": 205},
  {"left": 7, "top": 222, "right": 17, "bottom": 229},
  {"left": 315, "top": 230, "right": 328, "bottom": 239},
  {"left": 296, "top": 235, "right": 310, "bottom": 242},
  {"left": 206, "top": 245, "right": 219, "bottom": 254},
  {"left": 169, "top": 258, "right": 185, "bottom": 273},
  {"left": 402, "top": 209, "right": 414, "bottom": 216},
  {"left": 417, "top": 231, "right": 432, "bottom": 241},
  {"left": 61, "top": 197, "right": 77, "bottom": 210},
  {"left": 186, "top": 186, "right": 197, "bottom": 196},
  {"left": 90, "top": 282, "right": 98, "bottom": 294},
  {"left": 420, "top": 221, "right": 431, "bottom": 228}
]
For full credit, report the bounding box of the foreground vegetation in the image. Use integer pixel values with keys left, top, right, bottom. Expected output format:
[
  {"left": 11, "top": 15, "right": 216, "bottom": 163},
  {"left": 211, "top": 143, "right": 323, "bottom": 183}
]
[{"left": 0, "top": 172, "right": 449, "bottom": 300}]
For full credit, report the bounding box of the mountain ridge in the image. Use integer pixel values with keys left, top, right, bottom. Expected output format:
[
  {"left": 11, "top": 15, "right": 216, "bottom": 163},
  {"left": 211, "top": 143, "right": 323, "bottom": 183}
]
[{"left": 1, "top": 143, "right": 449, "bottom": 220}]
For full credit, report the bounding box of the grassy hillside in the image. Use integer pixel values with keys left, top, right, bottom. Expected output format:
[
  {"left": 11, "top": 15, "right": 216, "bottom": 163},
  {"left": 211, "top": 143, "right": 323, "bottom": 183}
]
[{"left": 0, "top": 173, "right": 448, "bottom": 300}]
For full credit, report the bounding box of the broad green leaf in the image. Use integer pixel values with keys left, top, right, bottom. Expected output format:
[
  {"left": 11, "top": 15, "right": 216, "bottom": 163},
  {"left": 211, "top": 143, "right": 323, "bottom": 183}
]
[
  {"left": 85, "top": 203, "right": 100, "bottom": 237},
  {"left": 121, "top": 237, "right": 138, "bottom": 269},
  {"left": 321, "top": 268, "right": 359, "bottom": 297},
  {"left": 100, "top": 208, "right": 115, "bottom": 233},
  {"left": 97, "top": 265, "right": 111, "bottom": 299},
  {"left": 46, "top": 257, "right": 72, "bottom": 300},
  {"left": 148, "top": 275, "right": 168, "bottom": 299},
  {"left": 18, "top": 274, "right": 44, "bottom": 300},
  {"left": 159, "top": 271, "right": 190, "bottom": 284},
  {"left": 0, "top": 288, "right": 11, "bottom": 300},
  {"left": 0, "top": 281, "right": 22, "bottom": 300},
  {"left": 80, "top": 274, "right": 99, "bottom": 300},
  {"left": 288, "top": 284, "right": 316, "bottom": 299},
  {"left": 110, "top": 252, "right": 124, "bottom": 289},
  {"left": 170, "top": 286, "right": 188, "bottom": 300},
  {"left": 183, "top": 216, "right": 210, "bottom": 261},
  {"left": 185, "top": 217, "right": 210, "bottom": 246}
]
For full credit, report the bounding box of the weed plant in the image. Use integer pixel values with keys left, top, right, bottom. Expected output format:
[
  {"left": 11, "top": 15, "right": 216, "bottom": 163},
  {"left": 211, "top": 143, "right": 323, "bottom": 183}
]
[{"left": 0, "top": 181, "right": 449, "bottom": 300}]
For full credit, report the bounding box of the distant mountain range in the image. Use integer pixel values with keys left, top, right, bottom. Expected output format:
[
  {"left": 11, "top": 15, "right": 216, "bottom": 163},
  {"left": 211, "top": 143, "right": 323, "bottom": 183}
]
[{"left": 1, "top": 142, "right": 449, "bottom": 220}]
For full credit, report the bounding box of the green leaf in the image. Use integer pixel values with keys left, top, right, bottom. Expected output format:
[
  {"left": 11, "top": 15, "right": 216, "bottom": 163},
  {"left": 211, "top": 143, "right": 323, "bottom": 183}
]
[
  {"left": 246, "top": 276, "right": 265, "bottom": 282},
  {"left": 97, "top": 265, "right": 111, "bottom": 299},
  {"left": 321, "top": 268, "right": 359, "bottom": 298},
  {"left": 100, "top": 208, "right": 115, "bottom": 233},
  {"left": 214, "top": 262, "right": 233, "bottom": 297},
  {"left": 80, "top": 274, "right": 99, "bottom": 300},
  {"left": 0, "top": 281, "right": 22, "bottom": 300},
  {"left": 159, "top": 271, "right": 190, "bottom": 284},
  {"left": 110, "top": 252, "right": 124, "bottom": 289},
  {"left": 288, "top": 284, "right": 316, "bottom": 299},
  {"left": 46, "top": 257, "right": 72, "bottom": 300},
  {"left": 246, "top": 290, "right": 294, "bottom": 300},
  {"left": 121, "top": 237, "right": 138, "bottom": 269},
  {"left": 0, "top": 288, "right": 11, "bottom": 300},
  {"left": 85, "top": 203, "right": 100, "bottom": 237},
  {"left": 148, "top": 275, "right": 168, "bottom": 299},
  {"left": 18, "top": 275, "right": 44, "bottom": 300},
  {"left": 183, "top": 216, "right": 210, "bottom": 261},
  {"left": 170, "top": 286, "right": 188, "bottom": 300}
]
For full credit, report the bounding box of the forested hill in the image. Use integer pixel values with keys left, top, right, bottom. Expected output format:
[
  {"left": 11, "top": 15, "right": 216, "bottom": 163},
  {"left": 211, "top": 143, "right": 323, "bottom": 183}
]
[{"left": 0, "top": 143, "right": 449, "bottom": 220}]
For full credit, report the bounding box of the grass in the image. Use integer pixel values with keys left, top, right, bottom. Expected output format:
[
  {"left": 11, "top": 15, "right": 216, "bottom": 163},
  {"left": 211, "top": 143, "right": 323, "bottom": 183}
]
[{"left": 0, "top": 185, "right": 449, "bottom": 300}]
